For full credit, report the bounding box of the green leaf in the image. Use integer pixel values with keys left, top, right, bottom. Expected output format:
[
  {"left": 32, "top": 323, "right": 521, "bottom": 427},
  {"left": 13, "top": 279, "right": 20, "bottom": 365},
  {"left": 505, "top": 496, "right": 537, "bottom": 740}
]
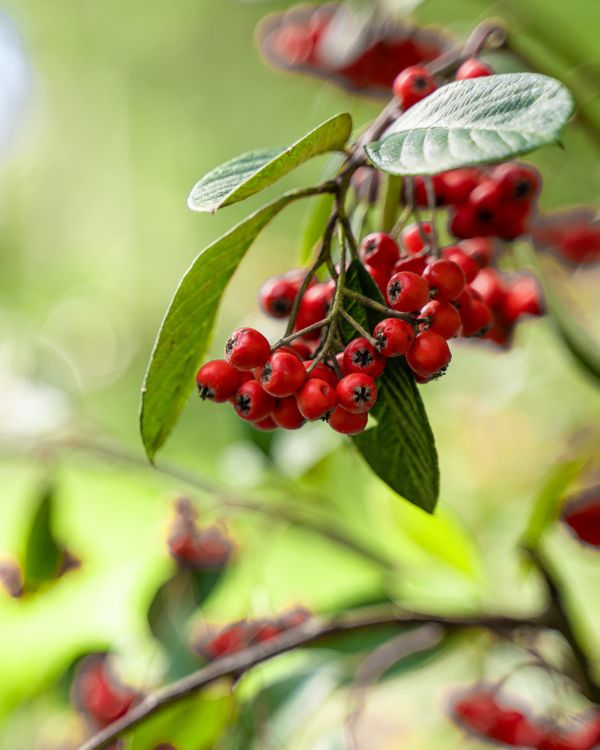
[
  {"left": 140, "top": 191, "right": 309, "bottom": 460},
  {"left": 123, "top": 682, "right": 235, "bottom": 750},
  {"left": 341, "top": 262, "right": 439, "bottom": 511},
  {"left": 522, "top": 459, "right": 588, "bottom": 550},
  {"left": 188, "top": 113, "right": 352, "bottom": 212},
  {"left": 23, "top": 485, "right": 63, "bottom": 591},
  {"left": 366, "top": 73, "right": 574, "bottom": 175},
  {"left": 299, "top": 192, "right": 335, "bottom": 264}
]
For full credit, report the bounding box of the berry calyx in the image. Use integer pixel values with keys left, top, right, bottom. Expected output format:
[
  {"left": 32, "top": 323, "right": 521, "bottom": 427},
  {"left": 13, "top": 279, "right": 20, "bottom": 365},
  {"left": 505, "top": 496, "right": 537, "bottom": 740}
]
[
  {"left": 342, "top": 337, "right": 386, "bottom": 378},
  {"left": 387, "top": 270, "right": 430, "bottom": 312},
  {"left": 392, "top": 65, "right": 436, "bottom": 109},
  {"left": 225, "top": 327, "right": 271, "bottom": 370},
  {"left": 296, "top": 378, "right": 338, "bottom": 420},
  {"left": 233, "top": 380, "right": 275, "bottom": 421},
  {"left": 406, "top": 331, "right": 452, "bottom": 378},
  {"left": 336, "top": 373, "right": 378, "bottom": 413},
  {"left": 256, "top": 350, "right": 307, "bottom": 397},
  {"left": 196, "top": 360, "right": 241, "bottom": 402},
  {"left": 373, "top": 318, "right": 415, "bottom": 356},
  {"left": 327, "top": 405, "right": 369, "bottom": 435}
]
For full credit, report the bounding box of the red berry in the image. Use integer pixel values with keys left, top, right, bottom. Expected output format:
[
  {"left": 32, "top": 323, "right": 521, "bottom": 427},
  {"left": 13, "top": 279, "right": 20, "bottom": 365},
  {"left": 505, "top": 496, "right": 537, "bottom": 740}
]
[
  {"left": 459, "top": 237, "right": 494, "bottom": 267},
  {"left": 420, "top": 300, "right": 462, "bottom": 339},
  {"left": 304, "top": 360, "right": 339, "bottom": 388},
  {"left": 256, "top": 350, "right": 306, "bottom": 397},
  {"left": 436, "top": 168, "right": 480, "bottom": 204},
  {"left": 199, "top": 622, "right": 249, "bottom": 661},
  {"left": 254, "top": 621, "right": 282, "bottom": 643},
  {"left": 387, "top": 271, "right": 430, "bottom": 312},
  {"left": 233, "top": 380, "right": 275, "bottom": 421},
  {"left": 423, "top": 259, "right": 466, "bottom": 301},
  {"left": 225, "top": 327, "right": 271, "bottom": 370},
  {"left": 365, "top": 263, "right": 391, "bottom": 296},
  {"left": 294, "top": 283, "right": 333, "bottom": 339},
  {"left": 469, "top": 268, "right": 506, "bottom": 308},
  {"left": 373, "top": 318, "right": 415, "bottom": 356},
  {"left": 296, "top": 378, "right": 338, "bottom": 420},
  {"left": 562, "top": 491, "right": 600, "bottom": 547},
  {"left": 393, "top": 255, "right": 427, "bottom": 275},
  {"left": 406, "top": 331, "right": 451, "bottom": 378},
  {"left": 488, "top": 710, "right": 542, "bottom": 747},
  {"left": 336, "top": 373, "right": 377, "bottom": 413},
  {"left": 500, "top": 275, "right": 543, "bottom": 324},
  {"left": 259, "top": 276, "right": 298, "bottom": 318},
  {"left": 290, "top": 339, "right": 312, "bottom": 360},
  {"left": 455, "top": 57, "right": 494, "bottom": 79},
  {"left": 469, "top": 179, "right": 503, "bottom": 227},
  {"left": 392, "top": 65, "right": 436, "bottom": 109},
  {"left": 451, "top": 691, "right": 499, "bottom": 736},
  {"left": 359, "top": 232, "right": 400, "bottom": 271},
  {"left": 450, "top": 204, "right": 484, "bottom": 240},
  {"left": 253, "top": 415, "right": 278, "bottom": 431},
  {"left": 402, "top": 222, "right": 433, "bottom": 254},
  {"left": 496, "top": 202, "right": 532, "bottom": 241},
  {"left": 460, "top": 298, "right": 493, "bottom": 337},
  {"left": 272, "top": 396, "right": 306, "bottom": 430},
  {"left": 441, "top": 246, "right": 479, "bottom": 283},
  {"left": 342, "top": 337, "right": 386, "bottom": 378},
  {"left": 196, "top": 360, "right": 241, "bottom": 402},
  {"left": 327, "top": 406, "right": 369, "bottom": 435},
  {"left": 492, "top": 162, "right": 541, "bottom": 203},
  {"left": 76, "top": 657, "right": 139, "bottom": 729}
]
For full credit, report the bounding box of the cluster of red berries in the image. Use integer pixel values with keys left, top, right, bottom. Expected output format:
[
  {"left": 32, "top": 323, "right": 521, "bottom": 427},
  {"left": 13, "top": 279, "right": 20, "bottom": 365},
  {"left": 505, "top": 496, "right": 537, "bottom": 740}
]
[
  {"left": 167, "top": 498, "right": 234, "bottom": 569},
  {"left": 196, "top": 607, "right": 311, "bottom": 662},
  {"left": 73, "top": 655, "right": 141, "bottom": 731},
  {"left": 451, "top": 687, "right": 600, "bottom": 750}
]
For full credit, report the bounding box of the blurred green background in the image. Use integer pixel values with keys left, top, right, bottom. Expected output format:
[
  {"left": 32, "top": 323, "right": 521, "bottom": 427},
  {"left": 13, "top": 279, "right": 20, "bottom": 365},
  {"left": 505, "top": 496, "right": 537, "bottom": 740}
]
[{"left": 0, "top": 0, "right": 599, "bottom": 748}]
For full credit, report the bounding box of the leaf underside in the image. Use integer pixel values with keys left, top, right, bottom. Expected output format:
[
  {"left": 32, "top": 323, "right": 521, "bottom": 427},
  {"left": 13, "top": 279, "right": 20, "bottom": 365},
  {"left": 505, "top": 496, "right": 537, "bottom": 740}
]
[{"left": 366, "top": 73, "right": 574, "bottom": 175}]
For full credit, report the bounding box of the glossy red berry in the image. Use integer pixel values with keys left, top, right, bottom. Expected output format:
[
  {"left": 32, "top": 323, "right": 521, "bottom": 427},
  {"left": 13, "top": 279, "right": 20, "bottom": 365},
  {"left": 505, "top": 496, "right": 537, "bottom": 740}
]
[
  {"left": 304, "top": 360, "right": 339, "bottom": 388},
  {"left": 393, "top": 255, "right": 427, "bottom": 275},
  {"left": 294, "top": 282, "right": 333, "bottom": 339},
  {"left": 342, "top": 337, "right": 386, "bottom": 378},
  {"left": 469, "top": 268, "right": 506, "bottom": 308},
  {"left": 441, "top": 246, "right": 479, "bottom": 283},
  {"left": 373, "top": 318, "right": 415, "bottom": 356},
  {"left": 289, "top": 339, "right": 312, "bottom": 360},
  {"left": 406, "top": 331, "right": 451, "bottom": 378},
  {"left": 253, "top": 415, "right": 278, "bottom": 431},
  {"left": 402, "top": 222, "right": 433, "bottom": 254},
  {"left": 295, "top": 378, "right": 338, "bottom": 420},
  {"left": 469, "top": 179, "right": 503, "bottom": 226},
  {"left": 365, "top": 263, "right": 391, "bottom": 296},
  {"left": 327, "top": 406, "right": 369, "bottom": 435},
  {"left": 256, "top": 350, "right": 306, "bottom": 397},
  {"left": 455, "top": 57, "right": 494, "bottom": 79},
  {"left": 233, "top": 380, "right": 275, "bottom": 421},
  {"left": 392, "top": 65, "right": 436, "bottom": 109},
  {"left": 387, "top": 271, "right": 430, "bottom": 312},
  {"left": 336, "top": 373, "right": 377, "bottom": 414},
  {"left": 359, "top": 232, "right": 400, "bottom": 271},
  {"left": 272, "top": 396, "right": 306, "bottom": 430},
  {"left": 500, "top": 275, "right": 543, "bottom": 324},
  {"left": 225, "top": 327, "right": 271, "bottom": 370},
  {"left": 423, "top": 259, "right": 466, "bottom": 301},
  {"left": 460, "top": 298, "right": 493, "bottom": 336},
  {"left": 196, "top": 360, "right": 241, "bottom": 402},
  {"left": 420, "top": 300, "right": 462, "bottom": 339},
  {"left": 259, "top": 276, "right": 298, "bottom": 318},
  {"left": 436, "top": 168, "right": 480, "bottom": 204},
  {"left": 492, "top": 162, "right": 541, "bottom": 203}
]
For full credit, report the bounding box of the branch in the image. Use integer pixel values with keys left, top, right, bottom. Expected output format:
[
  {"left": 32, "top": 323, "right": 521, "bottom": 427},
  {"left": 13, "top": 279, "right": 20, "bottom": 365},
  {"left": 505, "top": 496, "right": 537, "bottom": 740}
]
[{"left": 77, "top": 605, "right": 548, "bottom": 750}]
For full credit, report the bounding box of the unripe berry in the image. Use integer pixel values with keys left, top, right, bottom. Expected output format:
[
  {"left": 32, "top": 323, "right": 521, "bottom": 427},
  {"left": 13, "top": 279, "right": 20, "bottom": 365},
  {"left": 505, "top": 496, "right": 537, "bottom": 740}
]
[
  {"left": 441, "top": 246, "right": 479, "bottom": 283},
  {"left": 272, "top": 396, "right": 306, "bottom": 430},
  {"left": 423, "top": 259, "right": 466, "bottom": 301},
  {"left": 492, "top": 162, "right": 541, "bottom": 203},
  {"left": 406, "top": 331, "right": 451, "bottom": 378},
  {"left": 387, "top": 271, "right": 430, "bottom": 312},
  {"left": 327, "top": 405, "right": 368, "bottom": 435},
  {"left": 225, "top": 327, "right": 271, "bottom": 370},
  {"left": 359, "top": 232, "right": 400, "bottom": 271},
  {"left": 342, "top": 337, "right": 386, "bottom": 378},
  {"left": 392, "top": 65, "right": 436, "bottom": 109},
  {"left": 259, "top": 276, "right": 298, "bottom": 318},
  {"left": 304, "top": 359, "right": 339, "bottom": 388},
  {"left": 295, "top": 378, "right": 338, "bottom": 420},
  {"left": 256, "top": 350, "right": 306, "bottom": 397},
  {"left": 373, "top": 318, "right": 415, "bottom": 356},
  {"left": 460, "top": 298, "right": 493, "bottom": 336},
  {"left": 402, "top": 222, "right": 433, "bottom": 254},
  {"left": 336, "top": 373, "right": 377, "bottom": 413},
  {"left": 196, "top": 360, "right": 241, "bottom": 402},
  {"left": 420, "top": 300, "right": 462, "bottom": 339},
  {"left": 233, "top": 380, "right": 275, "bottom": 421},
  {"left": 455, "top": 57, "right": 494, "bottom": 79}
]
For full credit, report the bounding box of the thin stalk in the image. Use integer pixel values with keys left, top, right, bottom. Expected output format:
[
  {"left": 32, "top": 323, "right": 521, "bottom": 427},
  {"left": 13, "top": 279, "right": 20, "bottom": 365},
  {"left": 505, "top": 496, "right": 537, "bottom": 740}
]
[{"left": 339, "top": 308, "right": 378, "bottom": 348}]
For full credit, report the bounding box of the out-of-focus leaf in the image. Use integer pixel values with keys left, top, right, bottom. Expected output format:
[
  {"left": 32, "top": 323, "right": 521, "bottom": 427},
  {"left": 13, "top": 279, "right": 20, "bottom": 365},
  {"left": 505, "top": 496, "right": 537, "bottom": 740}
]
[
  {"left": 23, "top": 484, "right": 63, "bottom": 591},
  {"left": 299, "top": 192, "right": 335, "bottom": 264},
  {"left": 522, "top": 459, "right": 588, "bottom": 550},
  {"left": 140, "top": 191, "right": 311, "bottom": 460},
  {"left": 366, "top": 74, "right": 574, "bottom": 175},
  {"left": 188, "top": 113, "right": 351, "bottom": 212},
  {"left": 123, "top": 681, "right": 235, "bottom": 750}
]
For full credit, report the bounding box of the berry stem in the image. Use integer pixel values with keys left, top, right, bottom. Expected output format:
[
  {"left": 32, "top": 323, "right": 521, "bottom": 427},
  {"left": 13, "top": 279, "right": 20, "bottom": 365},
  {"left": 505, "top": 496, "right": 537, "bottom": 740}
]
[
  {"left": 339, "top": 308, "right": 379, "bottom": 348},
  {"left": 342, "top": 288, "right": 415, "bottom": 322},
  {"left": 273, "top": 316, "right": 333, "bottom": 350}
]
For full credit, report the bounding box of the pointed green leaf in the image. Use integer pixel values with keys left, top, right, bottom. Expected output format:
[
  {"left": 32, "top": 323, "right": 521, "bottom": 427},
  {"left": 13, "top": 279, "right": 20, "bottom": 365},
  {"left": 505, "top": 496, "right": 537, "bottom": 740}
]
[
  {"left": 366, "top": 73, "right": 574, "bottom": 175},
  {"left": 188, "top": 113, "right": 352, "bottom": 212},
  {"left": 23, "top": 485, "right": 63, "bottom": 590},
  {"left": 140, "top": 192, "right": 308, "bottom": 460}
]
